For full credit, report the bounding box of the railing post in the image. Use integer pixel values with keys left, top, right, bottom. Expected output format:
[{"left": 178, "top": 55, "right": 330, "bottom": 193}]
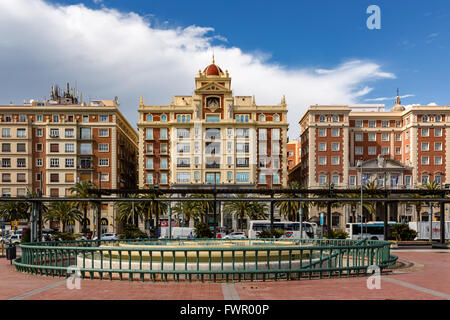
[
  {"left": 96, "top": 200, "right": 102, "bottom": 245},
  {"left": 440, "top": 200, "right": 445, "bottom": 245},
  {"left": 270, "top": 191, "right": 274, "bottom": 234},
  {"left": 383, "top": 200, "right": 388, "bottom": 241}
]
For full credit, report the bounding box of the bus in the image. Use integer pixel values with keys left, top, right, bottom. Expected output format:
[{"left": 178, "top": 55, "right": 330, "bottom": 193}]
[
  {"left": 345, "top": 222, "right": 400, "bottom": 240},
  {"left": 248, "top": 220, "right": 316, "bottom": 239}
]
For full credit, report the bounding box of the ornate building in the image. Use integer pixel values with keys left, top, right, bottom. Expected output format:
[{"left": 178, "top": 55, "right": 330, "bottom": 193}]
[
  {"left": 294, "top": 93, "right": 450, "bottom": 228},
  {"left": 138, "top": 59, "right": 289, "bottom": 190}
]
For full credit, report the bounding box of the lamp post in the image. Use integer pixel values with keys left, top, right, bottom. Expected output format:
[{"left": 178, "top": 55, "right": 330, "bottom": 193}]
[{"left": 357, "top": 159, "right": 364, "bottom": 239}]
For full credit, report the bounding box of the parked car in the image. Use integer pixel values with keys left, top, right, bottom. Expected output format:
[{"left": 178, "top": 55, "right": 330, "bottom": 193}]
[
  {"left": 223, "top": 232, "right": 247, "bottom": 239},
  {"left": 100, "top": 233, "right": 118, "bottom": 240},
  {"left": 4, "top": 234, "right": 21, "bottom": 245}
]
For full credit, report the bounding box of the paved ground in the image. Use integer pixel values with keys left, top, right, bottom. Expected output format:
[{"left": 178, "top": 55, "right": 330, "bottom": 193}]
[{"left": 1, "top": 250, "right": 449, "bottom": 300}]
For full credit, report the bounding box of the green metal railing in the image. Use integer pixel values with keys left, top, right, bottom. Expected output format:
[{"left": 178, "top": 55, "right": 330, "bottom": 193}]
[{"left": 14, "top": 238, "right": 397, "bottom": 282}]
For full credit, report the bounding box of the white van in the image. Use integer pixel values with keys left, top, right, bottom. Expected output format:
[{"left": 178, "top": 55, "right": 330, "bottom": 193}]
[{"left": 160, "top": 227, "right": 195, "bottom": 239}]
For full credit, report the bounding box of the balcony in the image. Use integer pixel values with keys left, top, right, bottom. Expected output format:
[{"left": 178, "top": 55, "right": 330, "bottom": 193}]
[
  {"left": 177, "top": 163, "right": 190, "bottom": 168},
  {"left": 206, "top": 159, "right": 220, "bottom": 169}
]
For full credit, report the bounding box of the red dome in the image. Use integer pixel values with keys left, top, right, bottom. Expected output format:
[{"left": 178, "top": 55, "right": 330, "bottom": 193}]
[{"left": 203, "top": 63, "right": 223, "bottom": 76}]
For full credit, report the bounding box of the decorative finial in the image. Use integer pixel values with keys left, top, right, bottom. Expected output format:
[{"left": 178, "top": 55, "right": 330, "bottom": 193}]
[
  {"left": 212, "top": 52, "right": 215, "bottom": 64},
  {"left": 171, "top": 95, "right": 174, "bottom": 105},
  {"left": 395, "top": 88, "right": 401, "bottom": 105},
  {"left": 252, "top": 95, "right": 255, "bottom": 105},
  {"left": 139, "top": 96, "right": 144, "bottom": 106},
  {"left": 281, "top": 95, "right": 286, "bottom": 105}
]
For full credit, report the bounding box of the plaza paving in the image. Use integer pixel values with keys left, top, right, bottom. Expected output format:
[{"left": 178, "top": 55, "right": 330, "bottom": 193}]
[{"left": 0, "top": 250, "right": 448, "bottom": 300}]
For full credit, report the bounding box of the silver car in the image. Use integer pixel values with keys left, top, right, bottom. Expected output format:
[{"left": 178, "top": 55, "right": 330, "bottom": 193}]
[{"left": 223, "top": 232, "right": 247, "bottom": 239}]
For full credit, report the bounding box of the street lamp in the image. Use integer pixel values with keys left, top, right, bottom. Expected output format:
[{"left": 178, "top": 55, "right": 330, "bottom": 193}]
[{"left": 357, "top": 158, "right": 364, "bottom": 239}]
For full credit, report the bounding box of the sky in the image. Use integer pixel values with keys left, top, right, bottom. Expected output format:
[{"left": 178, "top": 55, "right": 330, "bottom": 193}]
[{"left": 0, "top": 0, "right": 449, "bottom": 138}]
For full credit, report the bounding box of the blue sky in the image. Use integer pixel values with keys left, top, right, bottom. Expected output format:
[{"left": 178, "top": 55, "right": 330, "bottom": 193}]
[
  {"left": 0, "top": 0, "right": 449, "bottom": 138},
  {"left": 50, "top": 0, "right": 450, "bottom": 105}
]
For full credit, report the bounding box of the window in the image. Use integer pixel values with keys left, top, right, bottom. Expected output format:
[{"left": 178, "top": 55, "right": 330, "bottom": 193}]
[
  {"left": 355, "top": 146, "right": 363, "bottom": 155},
  {"left": 50, "top": 188, "right": 59, "bottom": 197},
  {"left": 17, "top": 158, "right": 26, "bottom": 167},
  {"left": 16, "top": 143, "right": 25, "bottom": 152},
  {"left": 396, "top": 121, "right": 402, "bottom": 128},
  {"left": 177, "top": 173, "right": 190, "bottom": 183},
  {"left": 406, "top": 131, "right": 410, "bottom": 140},
  {"left": 236, "top": 172, "right": 250, "bottom": 183},
  {"left": 79, "top": 128, "right": 90, "bottom": 139},
  {"left": 406, "top": 144, "right": 409, "bottom": 153},
  {"left": 176, "top": 158, "right": 190, "bottom": 168},
  {"left": 258, "top": 142, "right": 267, "bottom": 154},
  {"left": 318, "top": 156, "right": 327, "bottom": 165},
  {"left": 259, "top": 128, "right": 267, "bottom": 140},
  {"left": 368, "top": 147, "right": 376, "bottom": 155},
  {"left": 331, "top": 156, "right": 340, "bottom": 165},
  {"left": 99, "top": 158, "right": 109, "bottom": 166},
  {"left": 382, "top": 121, "right": 389, "bottom": 128},
  {"left": 259, "top": 157, "right": 266, "bottom": 168},
  {"left": 395, "top": 147, "right": 401, "bottom": 155},
  {"left": 422, "top": 142, "right": 429, "bottom": 151},
  {"left": 319, "top": 115, "right": 325, "bottom": 122},
  {"left": 381, "top": 147, "right": 389, "bottom": 155},
  {"left": 50, "top": 158, "right": 59, "bottom": 168},
  {"left": 395, "top": 133, "right": 402, "bottom": 141},
  {"left": 236, "top": 128, "right": 249, "bottom": 138},
  {"left": 36, "top": 143, "right": 43, "bottom": 152},
  {"left": 49, "top": 128, "right": 59, "bottom": 138},
  {"left": 2, "top": 128, "right": 11, "bottom": 137},
  {"left": 435, "top": 156, "right": 442, "bottom": 165},
  {"left": 349, "top": 176, "right": 356, "bottom": 186},
  {"left": 146, "top": 143, "right": 153, "bottom": 154},
  {"left": 404, "top": 176, "right": 411, "bottom": 186},
  {"left": 355, "top": 133, "right": 362, "bottom": 141},
  {"left": 435, "top": 174, "right": 442, "bottom": 185},
  {"left": 160, "top": 158, "right": 168, "bottom": 169},
  {"left": 161, "top": 114, "right": 167, "bottom": 122},
  {"left": 272, "top": 128, "right": 280, "bottom": 140},
  {"left": 333, "top": 115, "right": 339, "bottom": 122},
  {"left": 273, "top": 173, "right": 280, "bottom": 184},
  {"left": 82, "top": 115, "right": 89, "bottom": 122},
  {"left": 1, "top": 143, "right": 10, "bottom": 152},
  {"left": 65, "top": 129, "right": 75, "bottom": 138},
  {"left": 422, "top": 128, "right": 429, "bottom": 137},
  {"left": 381, "top": 133, "right": 389, "bottom": 141},
  {"left": 318, "top": 143, "right": 326, "bottom": 151},
  {"left": 272, "top": 142, "right": 280, "bottom": 155},
  {"left": 65, "top": 158, "right": 74, "bottom": 168},
  {"left": 194, "top": 171, "right": 199, "bottom": 180},
  {"left": 435, "top": 142, "right": 442, "bottom": 151},
  {"left": 332, "top": 175, "right": 339, "bottom": 185},
  {"left": 65, "top": 173, "right": 74, "bottom": 183},
  {"left": 331, "top": 143, "right": 340, "bottom": 151},
  {"left": 160, "top": 173, "right": 168, "bottom": 184},
  {"left": 421, "top": 175, "right": 429, "bottom": 185},
  {"left": 1, "top": 159, "right": 11, "bottom": 167},
  {"left": 99, "top": 143, "right": 109, "bottom": 151},
  {"left": 421, "top": 156, "right": 429, "bottom": 165},
  {"left": 53, "top": 115, "right": 59, "bottom": 122},
  {"left": 355, "top": 120, "right": 362, "bottom": 128},
  {"left": 227, "top": 156, "right": 232, "bottom": 165},
  {"left": 146, "top": 114, "right": 153, "bottom": 122},
  {"left": 318, "top": 129, "right": 326, "bottom": 137},
  {"left": 50, "top": 173, "right": 59, "bottom": 182},
  {"left": 160, "top": 128, "right": 168, "bottom": 139},
  {"left": 17, "top": 129, "right": 26, "bottom": 137},
  {"left": 145, "top": 128, "right": 153, "bottom": 140},
  {"left": 274, "top": 114, "right": 280, "bottom": 122},
  {"left": 236, "top": 158, "right": 249, "bottom": 167},
  {"left": 319, "top": 175, "right": 327, "bottom": 186},
  {"left": 36, "top": 173, "right": 41, "bottom": 181},
  {"left": 206, "top": 115, "right": 220, "bottom": 122},
  {"left": 36, "top": 128, "right": 43, "bottom": 137},
  {"left": 422, "top": 115, "right": 428, "bottom": 122},
  {"left": 36, "top": 115, "right": 43, "bottom": 122},
  {"left": 435, "top": 115, "right": 441, "bottom": 122},
  {"left": 369, "top": 121, "right": 375, "bottom": 128},
  {"left": 98, "top": 129, "right": 109, "bottom": 137},
  {"left": 145, "top": 173, "right": 153, "bottom": 184},
  {"left": 99, "top": 115, "right": 108, "bottom": 122},
  {"left": 259, "top": 173, "right": 266, "bottom": 184},
  {"left": 17, "top": 188, "right": 26, "bottom": 197},
  {"left": 50, "top": 143, "right": 59, "bottom": 153},
  {"left": 80, "top": 143, "right": 92, "bottom": 154},
  {"left": 160, "top": 143, "right": 168, "bottom": 154},
  {"left": 259, "top": 114, "right": 265, "bottom": 122},
  {"left": 435, "top": 128, "right": 442, "bottom": 137},
  {"left": 36, "top": 159, "right": 43, "bottom": 166},
  {"left": 177, "top": 143, "right": 190, "bottom": 153},
  {"left": 2, "top": 174, "right": 11, "bottom": 182},
  {"left": 332, "top": 128, "right": 339, "bottom": 137},
  {"left": 236, "top": 143, "right": 249, "bottom": 153},
  {"left": 3, "top": 188, "right": 12, "bottom": 197},
  {"left": 368, "top": 133, "right": 376, "bottom": 141}
]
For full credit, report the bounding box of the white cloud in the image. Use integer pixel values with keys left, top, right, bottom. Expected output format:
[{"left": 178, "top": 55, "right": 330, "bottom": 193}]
[
  {"left": 92, "top": 0, "right": 103, "bottom": 4},
  {"left": 365, "top": 94, "right": 415, "bottom": 102},
  {"left": 0, "top": 0, "right": 395, "bottom": 138}
]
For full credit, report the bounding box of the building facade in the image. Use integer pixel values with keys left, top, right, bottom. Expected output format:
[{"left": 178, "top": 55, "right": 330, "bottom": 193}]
[
  {"left": 296, "top": 95, "right": 450, "bottom": 228},
  {"left": 138, "top": 59, "right": 289, "bottom": 190},
  {"left": 0, "top": 84, "right": 138, "bottom": 233},
  {"left": 287, "top": 139, "right": 301, "bottom": 170}
]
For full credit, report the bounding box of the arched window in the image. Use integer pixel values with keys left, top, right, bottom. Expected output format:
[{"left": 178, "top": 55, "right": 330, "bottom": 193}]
[
  {"left": 177, "top": 115, "right": 181, "bottom": 122},
  {"left": 435, "top": 115, "right": 441, "bottom": 122},
  {"left": 422, "top": 115, "right": 428, "bottom": 122},
  {"left": 240, "top": 115, "right": 244, "bottom": 122},
  {"left": 161, "top": 114, "right": 167, "bottom": 122},
  {"left": 245, "top": 115, "right": 249, "bottom": 122},
  {"left": 146, "top": 114, "right": 152, "bottom": 122},
  {"left": 259, "top": 114, "right": 265, "bottom": 121},
  {"left": 319, "top": 115, "right": 325, "bottom": 122},
  {"left": 182, "top": 115, "right": 186, "bottom": 122},
  {"left": 274, "top": 114, "right": 279, "bottom": 122}
]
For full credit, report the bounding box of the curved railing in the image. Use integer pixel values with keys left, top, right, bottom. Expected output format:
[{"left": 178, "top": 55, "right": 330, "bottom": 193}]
[{"left": 14, "top": 238, "right": 397, "bottom": 282}]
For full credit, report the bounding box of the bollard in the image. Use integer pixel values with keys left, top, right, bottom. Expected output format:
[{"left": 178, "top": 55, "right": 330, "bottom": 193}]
[{"left": 6, "top": 244, "right": 16, "bottom": 265}]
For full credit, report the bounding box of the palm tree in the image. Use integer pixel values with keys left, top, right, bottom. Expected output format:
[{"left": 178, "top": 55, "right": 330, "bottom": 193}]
[
  {"left": 116, "top": 194, "right": 144, "bottom": 226},
  {"left": 44, "top": 202, "right": 82, "bottom": 233},
  {"left": 191, "top": 194, "right": 214, "bottom": 224},
  {"left": 140, "top": 190, "right": 168, "bottom": 237},
  {"left": 0, "top": 201, "right": 31, "bottom": 222},
  {"left": 276, "top": 181, "right": 306, "bottom": 221},
  {"left": 69, "top": 181, "right": 97, "bottom": 234},
  {"left": 361, "top": 180, "right": 380, "bottom": 221},
  {"left": 172, "top": 200, "right": 197, "bottom": 227},
  {"left": 408, "top": 180, "right": 441, "bottom": 221},
  {"left": 223, "top": 194, "right": 267, "bottom": 231}
]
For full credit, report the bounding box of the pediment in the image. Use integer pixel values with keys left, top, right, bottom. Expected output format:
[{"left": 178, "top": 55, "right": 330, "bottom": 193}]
[
  {"left": 358, "top": 157, "right": 410, "bottom": 170},
  {"left": 196, "top": 82, "right": 229, "bottom": 92}
]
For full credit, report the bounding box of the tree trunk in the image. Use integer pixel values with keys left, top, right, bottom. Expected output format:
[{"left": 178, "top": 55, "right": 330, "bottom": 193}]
[{"left": 83, "top": 204, "right": 87, "bottom": 234}]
